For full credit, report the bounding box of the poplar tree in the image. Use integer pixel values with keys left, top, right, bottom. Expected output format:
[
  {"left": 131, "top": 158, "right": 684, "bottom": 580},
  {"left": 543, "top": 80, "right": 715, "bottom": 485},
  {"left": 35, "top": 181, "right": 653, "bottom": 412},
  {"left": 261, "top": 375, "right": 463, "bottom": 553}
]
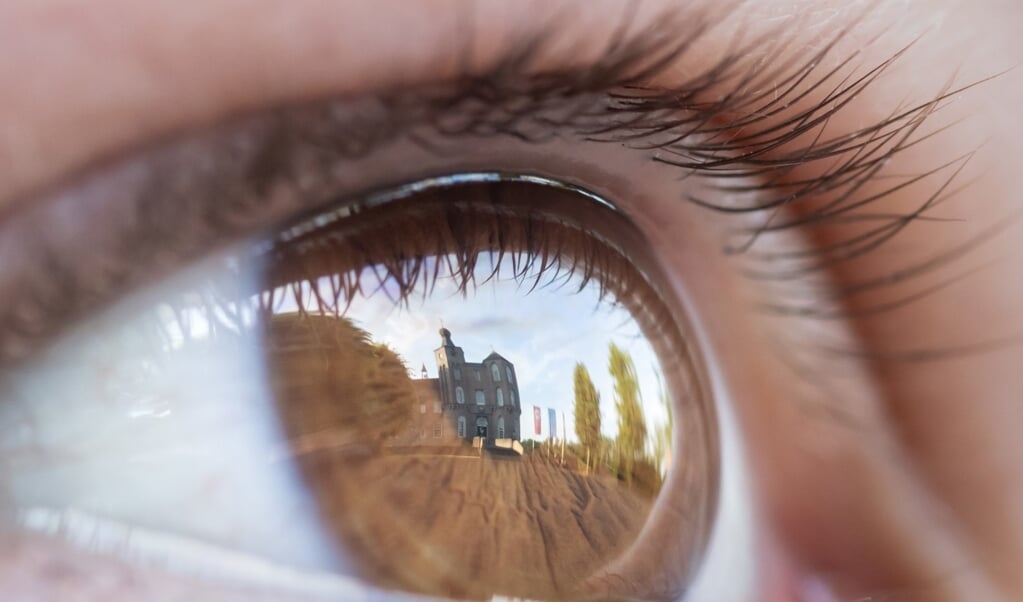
[
  {"left": 573, "top": 363, "right": 602, "bottom": 453},
  {"left": 608, "top": 343, "right": 647, "bottom": 482},
  {"left": 652, "top": 370, "right": 674, "bottom": 477}
]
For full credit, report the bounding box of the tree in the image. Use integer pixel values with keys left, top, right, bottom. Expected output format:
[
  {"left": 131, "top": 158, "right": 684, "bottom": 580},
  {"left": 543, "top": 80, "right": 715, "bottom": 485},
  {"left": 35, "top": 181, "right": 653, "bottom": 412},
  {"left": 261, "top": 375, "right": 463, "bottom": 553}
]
[
  {"left": 651, "top": 369, "right": 674, "bottom": 477},
  {"left": 608, "top": 342, "right": 647, "bottom": 483},
  {"left": 266, "top": 313, "right": 416, "bottom": 450},
  {"left": 573, "top": 363, "right": 602, "bottom": 454}
]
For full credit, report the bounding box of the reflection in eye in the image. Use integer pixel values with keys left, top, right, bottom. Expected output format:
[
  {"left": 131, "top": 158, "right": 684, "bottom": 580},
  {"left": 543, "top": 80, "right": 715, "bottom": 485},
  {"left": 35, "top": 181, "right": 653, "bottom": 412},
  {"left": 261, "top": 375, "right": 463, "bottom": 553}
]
[{"left": 0, "top": 177, "right": 721, "bottom": 600}]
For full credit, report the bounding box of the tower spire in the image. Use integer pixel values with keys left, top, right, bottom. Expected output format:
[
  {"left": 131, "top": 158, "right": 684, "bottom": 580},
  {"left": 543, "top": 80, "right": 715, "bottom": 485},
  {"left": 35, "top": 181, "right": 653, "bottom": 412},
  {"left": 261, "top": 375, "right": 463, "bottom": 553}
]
[{"left": 439, "top": 325, "right": 454, "bottom": 347}]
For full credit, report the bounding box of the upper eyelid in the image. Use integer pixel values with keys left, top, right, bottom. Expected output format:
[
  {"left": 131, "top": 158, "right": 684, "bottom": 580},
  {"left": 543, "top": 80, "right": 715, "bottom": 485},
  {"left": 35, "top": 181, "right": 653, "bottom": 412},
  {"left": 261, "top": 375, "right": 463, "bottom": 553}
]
[
  {"left": 0, "top": 1, "right": 720, "bottom": 208},
  {"left": 0, "top": 2, "right": 892, "bottom": 211},
  {"left": 0, "top": 13, "right": 964, "bottom": 365}
]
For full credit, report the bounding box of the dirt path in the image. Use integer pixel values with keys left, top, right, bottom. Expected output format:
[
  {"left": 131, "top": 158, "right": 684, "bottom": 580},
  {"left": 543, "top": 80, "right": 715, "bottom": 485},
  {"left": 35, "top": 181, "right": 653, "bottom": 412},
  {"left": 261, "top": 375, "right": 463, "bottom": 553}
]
[{"left": 304, "top": 453, "right": 654, "bottom": 600}]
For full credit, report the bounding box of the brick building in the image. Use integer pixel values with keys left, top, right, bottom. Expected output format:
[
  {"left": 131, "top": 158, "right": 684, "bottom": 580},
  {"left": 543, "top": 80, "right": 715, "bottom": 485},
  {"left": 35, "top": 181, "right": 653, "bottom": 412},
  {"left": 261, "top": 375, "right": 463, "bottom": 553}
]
[{"left": 393, "top": 327, "right": 523, "bottom": 447}]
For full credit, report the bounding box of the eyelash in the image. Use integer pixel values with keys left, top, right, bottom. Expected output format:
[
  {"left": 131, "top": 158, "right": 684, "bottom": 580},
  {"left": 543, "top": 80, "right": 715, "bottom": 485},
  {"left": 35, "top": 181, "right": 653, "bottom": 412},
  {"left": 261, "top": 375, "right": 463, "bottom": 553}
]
[
  {"left": 260, "top": 177, "right": 647, "bottom": 310},
  {"left": 0, "top": 9, "right": 986, "bottom": 370}
]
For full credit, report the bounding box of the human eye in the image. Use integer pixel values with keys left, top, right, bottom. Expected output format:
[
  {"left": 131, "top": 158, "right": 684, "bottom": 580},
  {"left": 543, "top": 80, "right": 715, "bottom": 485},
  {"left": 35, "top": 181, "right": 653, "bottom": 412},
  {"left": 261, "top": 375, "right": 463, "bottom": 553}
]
[{"left": 3, "top": 2, "right": 1022, "bottom": 601}]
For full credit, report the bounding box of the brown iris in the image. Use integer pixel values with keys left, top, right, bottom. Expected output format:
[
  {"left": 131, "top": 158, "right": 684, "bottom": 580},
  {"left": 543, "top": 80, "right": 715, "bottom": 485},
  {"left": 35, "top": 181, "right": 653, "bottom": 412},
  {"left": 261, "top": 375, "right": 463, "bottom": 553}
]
[{"left": 253, "top": 180, "right": 719, "bottom": 601}]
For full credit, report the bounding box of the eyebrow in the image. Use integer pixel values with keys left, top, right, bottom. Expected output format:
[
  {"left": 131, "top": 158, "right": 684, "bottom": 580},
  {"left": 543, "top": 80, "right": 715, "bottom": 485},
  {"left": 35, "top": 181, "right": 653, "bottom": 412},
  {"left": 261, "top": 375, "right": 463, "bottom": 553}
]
[{"left": 0, "top": 6, "right": 972, "bottom": 366}]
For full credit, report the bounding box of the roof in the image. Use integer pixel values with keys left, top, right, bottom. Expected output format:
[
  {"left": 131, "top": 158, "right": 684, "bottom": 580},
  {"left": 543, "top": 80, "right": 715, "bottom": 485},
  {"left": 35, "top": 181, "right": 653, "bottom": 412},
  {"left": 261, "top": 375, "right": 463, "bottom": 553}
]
[
  {"left": 413, "top": 378, "right": 442, "bottom": 398},
  {"left": 483, "top": 351, "right": 507, "bottom": 362}
]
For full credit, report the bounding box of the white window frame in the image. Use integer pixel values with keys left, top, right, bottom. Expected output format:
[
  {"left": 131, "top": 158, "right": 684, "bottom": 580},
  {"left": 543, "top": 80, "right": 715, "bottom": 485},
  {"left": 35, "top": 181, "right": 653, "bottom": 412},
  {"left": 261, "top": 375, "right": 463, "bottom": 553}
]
[
  {"left": 498, "top": 416, "right": 505, "bottom": 438},
  {"left": 475, "top": 390, "right": 485, "bottom": 405},
  {"left": 455, "top": 387, "right": 465, "bottom": 404},
  {"left": 457, "top": 416, "right": 466, "bottom": 438},
  {"left": 491, "top": 363, "right": 501, "bottom": 382},
  {"left": 506, "top": 366, "right": 514, "bottom": 383},
  {"left": 496, "top": 388, "right": 504, "bottom": 406}
]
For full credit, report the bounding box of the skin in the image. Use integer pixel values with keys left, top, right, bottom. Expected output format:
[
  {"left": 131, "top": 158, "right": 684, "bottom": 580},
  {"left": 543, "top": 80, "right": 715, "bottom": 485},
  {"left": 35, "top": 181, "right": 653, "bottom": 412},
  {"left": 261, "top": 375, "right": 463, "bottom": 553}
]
[{"left": 2, "top": 1, "right": 1023, "bottom": 601}]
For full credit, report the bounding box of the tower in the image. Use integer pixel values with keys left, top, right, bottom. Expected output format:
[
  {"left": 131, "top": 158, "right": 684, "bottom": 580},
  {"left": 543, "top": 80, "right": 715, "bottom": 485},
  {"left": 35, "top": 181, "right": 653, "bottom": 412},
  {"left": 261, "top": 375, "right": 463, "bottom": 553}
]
[
  {"left": 434, "top": 327, "right": 465, "bottom": 406},
  {"left": 483, "top": 351, "right": 522, "bottom": 440}
]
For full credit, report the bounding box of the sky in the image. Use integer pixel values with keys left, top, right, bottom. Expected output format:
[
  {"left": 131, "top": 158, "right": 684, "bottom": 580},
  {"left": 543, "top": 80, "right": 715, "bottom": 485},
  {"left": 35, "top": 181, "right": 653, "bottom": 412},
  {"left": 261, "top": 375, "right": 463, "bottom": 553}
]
[{"left": 337, "top": 257, "right": 672, "bottom": 444}]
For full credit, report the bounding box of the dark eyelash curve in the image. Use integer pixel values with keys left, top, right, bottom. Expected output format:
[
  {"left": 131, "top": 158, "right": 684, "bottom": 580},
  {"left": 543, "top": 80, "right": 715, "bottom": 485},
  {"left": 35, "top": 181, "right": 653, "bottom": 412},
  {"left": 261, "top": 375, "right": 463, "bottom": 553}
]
[
  {"left": 0, "top": 4, "right": 1003, "bottom": 365},
  {"left": 255, "top": 180, "right": 661, "bottom": 318}
]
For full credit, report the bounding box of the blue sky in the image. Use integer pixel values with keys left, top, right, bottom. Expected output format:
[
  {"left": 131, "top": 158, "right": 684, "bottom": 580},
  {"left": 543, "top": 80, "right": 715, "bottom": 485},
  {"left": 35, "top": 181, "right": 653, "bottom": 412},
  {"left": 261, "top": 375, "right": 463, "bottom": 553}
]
[{"left": 339, "top": 258, "right": 671, "bottom": 444}]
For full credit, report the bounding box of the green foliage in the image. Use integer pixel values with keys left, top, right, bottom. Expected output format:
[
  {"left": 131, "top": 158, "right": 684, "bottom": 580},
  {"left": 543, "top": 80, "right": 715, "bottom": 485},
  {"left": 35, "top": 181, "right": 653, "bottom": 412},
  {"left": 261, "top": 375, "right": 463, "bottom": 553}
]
[
  {"left": 608, "top": 342, "right": 647, "bottom": 484},
  {"left": 651, "top": 371, "right": 674, "bottom": 476},
  {"left": 572, "top": 363, "right": 602, "bottom": 452}
]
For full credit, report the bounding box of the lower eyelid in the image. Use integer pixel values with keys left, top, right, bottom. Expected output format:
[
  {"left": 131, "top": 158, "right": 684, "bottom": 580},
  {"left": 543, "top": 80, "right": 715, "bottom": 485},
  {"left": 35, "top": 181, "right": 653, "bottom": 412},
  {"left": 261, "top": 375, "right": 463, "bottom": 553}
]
[{"left": 1, "top": 532, "right": 420, "bottom": 602}]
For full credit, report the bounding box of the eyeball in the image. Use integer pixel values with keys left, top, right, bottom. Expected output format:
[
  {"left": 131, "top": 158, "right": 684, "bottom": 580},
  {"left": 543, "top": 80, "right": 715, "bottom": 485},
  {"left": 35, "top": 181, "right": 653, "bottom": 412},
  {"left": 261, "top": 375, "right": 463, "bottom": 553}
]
[{"left": 1, "top": 175, "right": 739, "bottom": 601}]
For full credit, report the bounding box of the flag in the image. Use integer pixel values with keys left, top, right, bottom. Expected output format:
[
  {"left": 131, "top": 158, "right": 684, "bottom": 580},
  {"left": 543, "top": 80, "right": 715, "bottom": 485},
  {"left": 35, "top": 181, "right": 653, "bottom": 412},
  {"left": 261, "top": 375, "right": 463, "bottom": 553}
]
[
  {"left": 548, "top": 408, "right": 557, "bottom": 440},
  {"left": 533, "top": 406, "right": 541, "bottom": 435}
]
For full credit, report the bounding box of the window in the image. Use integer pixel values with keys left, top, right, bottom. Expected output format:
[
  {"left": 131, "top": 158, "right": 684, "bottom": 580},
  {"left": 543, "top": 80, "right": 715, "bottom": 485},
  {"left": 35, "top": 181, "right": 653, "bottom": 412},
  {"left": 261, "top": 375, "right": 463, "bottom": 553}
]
[
  {"left": 491, "top": 363, "right": 501, "bottom": 381},
  {"left": 475, "top": 390, "right": 485, "bottom": 405},
  {"left": 496, "top": 388, "right": 504, "bottom": 406},
  {"left": 475, "top": 369, "right": 481, "bottom": 382},
  {"left": 419, "top": 403, "right": 426, "bottom": 414},
  {"left": 498, "top": 416, "right": 505, "bottom": 438},
  {"left": 453, "top": 368, "right": 461, "bottom": 381},
  {"left": 433, "top": 423, "right": 442, "bottom": 438},
  {"left": 457, "top": 416, "right": 466, "bottom": 438},
  {"left": 434, "top": 401, "right": 442, "bottom": 413},
  {"left": 506, "top": 366, "right": 514, "bottom": 383},
  {"left": 510, "top": 390, "right": 516, "bottom": 406},
  {"left": 455, "top": 387, "right": 464, "bottom": 404}
]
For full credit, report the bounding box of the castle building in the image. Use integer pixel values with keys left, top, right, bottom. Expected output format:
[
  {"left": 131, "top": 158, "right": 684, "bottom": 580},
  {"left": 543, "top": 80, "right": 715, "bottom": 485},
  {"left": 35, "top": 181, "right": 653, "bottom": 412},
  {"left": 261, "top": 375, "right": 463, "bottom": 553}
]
[{"left": 397, "top": 328, "right": 522, "bottom": 446}]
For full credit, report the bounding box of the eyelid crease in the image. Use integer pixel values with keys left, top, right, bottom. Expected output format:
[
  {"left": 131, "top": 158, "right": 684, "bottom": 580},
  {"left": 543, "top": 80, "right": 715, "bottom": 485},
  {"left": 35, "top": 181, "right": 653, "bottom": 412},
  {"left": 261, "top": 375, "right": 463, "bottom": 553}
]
[{"left": 0, "top": 8, "right": 983, "bottom": 369}]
